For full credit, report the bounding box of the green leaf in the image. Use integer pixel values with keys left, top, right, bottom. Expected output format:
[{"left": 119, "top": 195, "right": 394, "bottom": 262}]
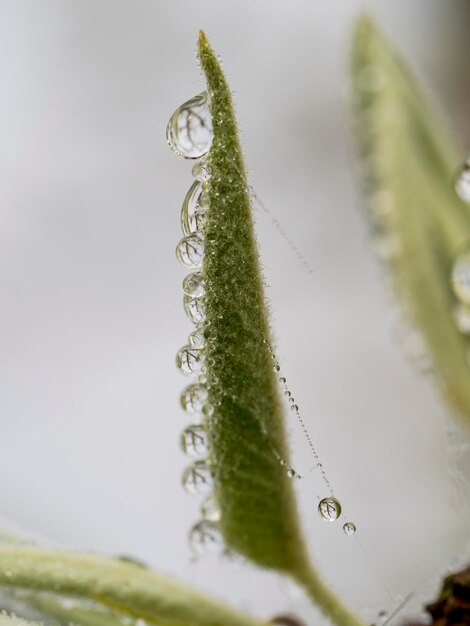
[
  {"left": 0, "top": 612, "right": 43, "bottom": 626},
  {"left": 0, "top": 546, "right": 263, "bottom": 626},
  {"left": 196, "top": 32, "right": 364, "bottom": 626},
  {"left": 351, "top": 15, "right": 470, "bottom": 426}
]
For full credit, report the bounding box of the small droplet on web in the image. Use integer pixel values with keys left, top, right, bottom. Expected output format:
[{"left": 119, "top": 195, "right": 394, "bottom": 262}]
[
  {"left": 279, "top": 376, "right": 286, "bottom": 384},
  {"left": 180, "top": 424, "right": 208, "bottom": 457},
  {"left": 181, "top": 181, "right": 208, "bottom": 236},
  {"left": 183, "top": 272, "right": 205, "bottom": 298},
  {"left": 166, "top": 92, "right": 212, "bottom": 160},
  {"left": 454, "top": 160, "right": 470, "bottom": 203},
  {"left": 176, "top": 235, "right": 204, "bottom": 268},
  {"left": 201, "top": 494, "right": 221, "bottom": 522},
  {"left": 180, "top": 383, "right": 208, "bottom": 414},
  {"left": 273, "top": 363, "right": 280, "bottom": 372},
  {"left": 290, "top": 404, "right": 299, "bottom": 412},
  {"left": 184, "top": 295, "right": 205, "bottom": 325},
  {"left": 284, "top": 390, "right": 291, "bottom": 398},
  {"left": 451, "top": 250, "right": 470, "bottom": 304},
  {"left": 343, "top": 521, "right": 357, "bottom": 535},
  {"left": 318, "top": 496, "right": 342, "bottom": 521},
  {"left": 452, "top": 303, "right": 470, "bottom": 334},
  {"left": 176, "top": 346, "right": 205, "bottom": 377},
  {"left": 182, "top": 460, "right": 212, "bottom": 494},
  {"left": 192, "top": 160, "right": 212, "bottom": 182},
  {"left": 287, "top": 468, "right": 296, "bottom": 478},
  {"left": 188, "top": 520, "right": 223, "bottom": 555}
]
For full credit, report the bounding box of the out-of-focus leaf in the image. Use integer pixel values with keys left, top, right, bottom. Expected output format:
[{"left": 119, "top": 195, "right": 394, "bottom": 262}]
[{"left": 351, "top": 16, "right": 470, "bottom": 426}]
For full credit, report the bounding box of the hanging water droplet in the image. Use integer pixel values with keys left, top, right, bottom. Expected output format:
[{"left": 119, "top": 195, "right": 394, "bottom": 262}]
[
  {"left": 182, "top": 460, "right": 212, "bottom": 494},
  {"left": 273, "top": 364, "right": 280, "bottom": 372},
  {"left": 176, "top": 346, "right": 205, "bottom": 377},
  {"left": 184, "top": 294, "right": 205, "bottom": 325},
  {"left": 318, "top": 496, "right": 342, "bottom": 521},
  {"left": 284, "top": 390, "right": 291, "bottom": 398},
  {"left": 188, "top": 329, "right": 205, "bottom": 348},
  {"left": 279, "top": 377, "right": 286, "bottom": 384},
  {"left": 454, "top": 160, "right": 470, "bottom": 203},
  {"left": 181, "top": 181, "right": 208, "bottom": 236},
  {"left": 180, "top": 383, "right": 208, "bottom": 414},
  {"left": 176, "top": 235, "right": 204, "bottom": 268},
  {"left": 451, "top": 251, "right": 470, "bottom": 304},
  {"left": 183, "top": 272, "right": 205, "bottom": 298},
  {"left": 188, "top": 520, "right": 223, "bottom": 555},
  {"left": 287, "top": 468, "right": 296, "bottom": 478},
  {"left": 343, "top": 522, "right": 357, "bottom": 535},
  {"left": 452, "top": 303, "right": 470, "bottom": 334},
  {"left": 192, "top": 160, "right": 212, "bottom": 182},
  {"left": 180, "top": 424, "right": 208, "bottom": 457},
  {"left": 290, "top": 404, "right": 299, "bottom": 412},
  {"left": 201, "top": 494, "right": 221, "bottom": 522},
  {"left": 166, "top": 92, "right": 212, "bottom": 160}
]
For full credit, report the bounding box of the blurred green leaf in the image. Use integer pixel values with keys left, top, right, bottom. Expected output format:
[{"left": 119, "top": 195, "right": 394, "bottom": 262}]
[{"left": 351, "top": 15, "right": 470, "bottom": 426}]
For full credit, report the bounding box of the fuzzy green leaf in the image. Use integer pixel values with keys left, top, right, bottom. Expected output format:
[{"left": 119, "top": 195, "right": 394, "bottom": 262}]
[
  {"left": 351, "top": 16, "right": 470, "bottom": 425},
  {"left": 195, "top": 32, "right": 364, "bottom": 626},
  {"left": 0, "top": 547, "right": 263, "bottom": 626}
]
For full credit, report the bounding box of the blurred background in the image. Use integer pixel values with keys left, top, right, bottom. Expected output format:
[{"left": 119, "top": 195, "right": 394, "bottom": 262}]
[{"left": 0, "top": 1, "right": 470, "bottom": 623}]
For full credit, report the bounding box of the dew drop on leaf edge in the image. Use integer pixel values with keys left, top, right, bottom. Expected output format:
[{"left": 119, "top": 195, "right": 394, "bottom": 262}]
[
  {"left": 182, "top": 460, "right": 213, "bottom": 495},
  {"left": 166, "top": 92, "right": 212, "bottom": 160}
]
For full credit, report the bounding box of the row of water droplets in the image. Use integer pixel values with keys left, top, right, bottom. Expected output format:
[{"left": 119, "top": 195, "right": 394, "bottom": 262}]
[
  {"left": 267, "top": 342, "right": 357, "bottom": 535},
  {"left": 167, "top": 91, "right": 223, "bottom": 557},
  {"left": 451, "top": 160, "right": 470, "bottom": 341}
]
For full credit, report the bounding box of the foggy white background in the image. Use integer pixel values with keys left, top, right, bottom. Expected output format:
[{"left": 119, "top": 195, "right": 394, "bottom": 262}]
[{"left": 0, "top": 1, "right": 470, "bottom": 623}]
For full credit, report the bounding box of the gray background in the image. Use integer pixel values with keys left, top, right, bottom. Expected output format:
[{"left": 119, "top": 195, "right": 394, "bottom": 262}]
[{"left": 0, "top": 1, "right": 470, "bottom": 623}]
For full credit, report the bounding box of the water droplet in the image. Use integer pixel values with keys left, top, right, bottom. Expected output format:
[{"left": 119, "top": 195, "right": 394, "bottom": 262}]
[
  {"left": 451, "top": 251, "right": 470, "bottom": 304},
  {"left": 184, "top": 294, "right": 205, "bottom": 325},
  {"left": 279, "top": 377, "right": 286, "bottom": 384},
  {"left": 201, "top": 494, "right": 221, "bottom": 522},
  {"left": 181, "top": 181, "right": 208, "bottom": 236},
  {"left": 378, "top": 611, "right": 388, "bottom": 619},
  {"left": 180, "top": 383, "right": 208, "bottom": 414},
  {"left": 370, "top": 233, "right": 401, "bottom": 261},
  {"left": 188, "top": 520, "right": 223, "bottom": 555},
  {"left": 284, "top": 390, "right": 291, "bottom": 398},
  {"left": 176, "top": 346, "right": 205, "bottom": 377},
  {"left": 176, "top": 235, "right": 204, "bottom": 269},
  {"left": 180, "top": 424, "right": 208, "bottom": 457},
  {"left": 452, "top": 303, "right": 470, "bottom": 334},
  {"left": 188, "top": 329, "right": 205, "bottom": 348},
  {"left": 182, "top": 460, "right": 212, "bottom": 494},
  {"left": 287, "top": 468, "right": 296, "bottom": 478},
  {"left": 182, "top": 272, "right": 205, "bottom": 298},
  {"left": 343, "top": 522, "right": 357, "bottom": 535},
  {"left": 318, "top": 496, "right": 342, "bottom": 521},
  {"left": 454, "top": 160, "right": 470, "bottom": 203},
  {"left": 192, "top": 160, "right": 212, "bottom": 182},
  {"left": 166, "top": 92, "right": 212, "bottom": 160},
  {"left": 273, "top": 364, "right": 280, "bottom": 372},
  {"left": 202, "top": 403, "right": 214, "bottom": 417},
  {"left": 290, "top": 404, "right": 299, "bottom": 412}
]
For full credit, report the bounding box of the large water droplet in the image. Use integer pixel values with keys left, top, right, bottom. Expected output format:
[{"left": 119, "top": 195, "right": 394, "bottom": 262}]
[
  {"left": 451, "top": 251, "right": 470, "bottom": 304},
  {"left": 188, "top": 520, "right": 223, "bottom": 555},
  {"left": 182, "top": 460, "right": 212, "bottom": 494},
  {"left": 452, "top": 303, "right": 470, "bottom": 334},
  {"left": 180, "top": 424, "right": 208, "bottom": 457},
  {"left": 343, "top": 522, "right": 357, "bottom": 535},
  {"left": 318, "top": 496, "right": 342, "bottom": 521},
  {"left": 454, "top": 160, "right": 470, "bottom": 203},
  {"left": 166, "top": 92, "right": 212, "bottom": 160},
  {"left": 176, "top": 346, "right": 205, "bottom": 376},
  {"left": 201, "top": 494, "right": 221, "bottom": 522},
  {"left": 183, "top": 272, "right": 205, "bottom": 298},
  {"left": 180, "top": 383, "right": 208, "bottom": 414},
  {"left": 192, "top": 160, "right": 211, "bottom": 182},
  {"left": 176, "top": 235, "right": 204, "bottom": 268},
  {"left": 184, "top": 294, "right": 205, "bottom": 325},
  {"left": 181, "top": 181, "right": 208, "bottom": 236}
]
